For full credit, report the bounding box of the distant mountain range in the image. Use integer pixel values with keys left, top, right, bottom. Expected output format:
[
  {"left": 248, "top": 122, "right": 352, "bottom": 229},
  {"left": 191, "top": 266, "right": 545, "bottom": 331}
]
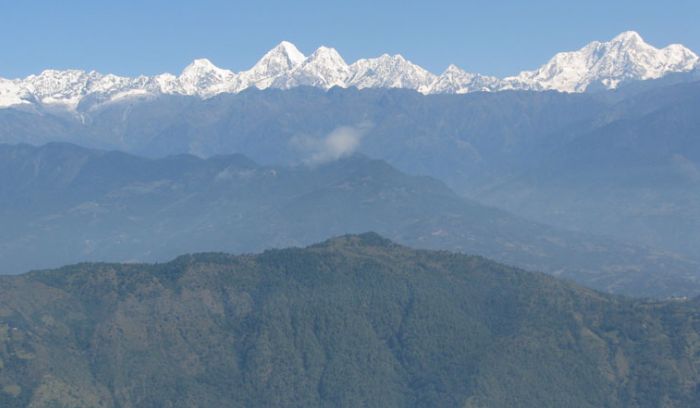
[
  {"left": 2, "top": 234, "right": 700, "bottom": 407},
  {"left": 1, "top": 78, "right": 698, "bottom": 263},
  {"left": 0, "top": 142, "right": 698, "bottom": 298},
  {"left": 0, "top": 31, "right": 697, "bottom": 111}
]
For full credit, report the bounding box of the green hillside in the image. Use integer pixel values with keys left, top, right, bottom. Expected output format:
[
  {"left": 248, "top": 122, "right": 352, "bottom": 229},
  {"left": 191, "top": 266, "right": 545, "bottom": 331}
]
[{"left": 1, "top": 233, "right": 699, "bottom": 407}]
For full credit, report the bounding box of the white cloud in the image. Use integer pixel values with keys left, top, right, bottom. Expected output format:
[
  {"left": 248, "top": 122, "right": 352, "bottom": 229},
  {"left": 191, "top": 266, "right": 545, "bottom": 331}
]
[{"left": 299, "top": 123, "right": 371, "bottom": 165}]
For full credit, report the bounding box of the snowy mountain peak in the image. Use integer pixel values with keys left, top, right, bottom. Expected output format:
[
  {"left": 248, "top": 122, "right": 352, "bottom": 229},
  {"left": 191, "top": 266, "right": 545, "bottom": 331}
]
[
  {"left": 257, "top": 41, "right": 306, "bottom": 70},
  {"left": 506, "top": 31, "right": 700, "bottom": 92},
  {"left": 22, "top": 69, "right": 102, "bottom": 108},
  {"left": 378, "top": 53, "right": 404, "bottom": 62},
  {"left": 443, "top": 64, "right": 464, "bottom": 74},
  {"left": 0, "top": 32, "right": 698, "bottom": 109},
  {"left": 236, "top": 41, "right": 307, "bottom": 90},
  {"left": 178, "top": 58, "right": 235, "bottom": 96},
  {"left": 428, "top": 65, "right": 503, "bottom": 94},
  {"left": 275, "top": 41, "right": 306, "bottom": 66},
  {"left": 273, "top": 46, "right": 350, "bottom": 89},
  {"left": 305, "top": 46, "right": 348, "bottom": 72},
  {"left": 612, "top": 30, "right": 643, "bottom": 43},
  {"left": 182, "top": 58, "right": 220, "bottom": 72},
  {"left": 347, "top": 53, "right": 436, "bottom": 92},
  {"left": 0, "top": 78, "right": 32, "bottom": 107}
]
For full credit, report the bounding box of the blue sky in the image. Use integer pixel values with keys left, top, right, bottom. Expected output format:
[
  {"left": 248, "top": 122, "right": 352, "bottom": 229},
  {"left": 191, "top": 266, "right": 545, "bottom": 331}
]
[{"left": 1, "top": 0, "right": 698, "bottom": 78}]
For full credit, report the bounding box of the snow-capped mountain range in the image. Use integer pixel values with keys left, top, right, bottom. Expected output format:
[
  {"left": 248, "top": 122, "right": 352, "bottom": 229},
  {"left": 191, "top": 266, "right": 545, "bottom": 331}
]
[{"left": 1, "top": 31, "right": 697, "bottom": 110}]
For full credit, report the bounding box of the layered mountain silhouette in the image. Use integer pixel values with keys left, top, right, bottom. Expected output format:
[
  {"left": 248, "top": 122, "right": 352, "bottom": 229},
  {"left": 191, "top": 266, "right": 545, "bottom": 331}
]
[
  {"left": 1, "top": 80, "right": 696, "bottom": 259},
  {"left": 479, "top": 80, "right": 700, "bottom": 255},
  {"left": 0, "top": 142, "right": 697, "bottom": 298}
]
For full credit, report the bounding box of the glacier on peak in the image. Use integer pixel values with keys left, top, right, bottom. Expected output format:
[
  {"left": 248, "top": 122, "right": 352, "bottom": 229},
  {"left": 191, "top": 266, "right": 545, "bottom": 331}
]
[{"left": 0, "top": 32, "right": 697, "bottom": 110}]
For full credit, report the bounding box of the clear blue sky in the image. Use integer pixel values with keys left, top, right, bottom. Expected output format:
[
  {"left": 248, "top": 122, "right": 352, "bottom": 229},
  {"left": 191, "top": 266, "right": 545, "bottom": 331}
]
[{"left": 1, "top": 0, "right": 698, "bottom": 79}]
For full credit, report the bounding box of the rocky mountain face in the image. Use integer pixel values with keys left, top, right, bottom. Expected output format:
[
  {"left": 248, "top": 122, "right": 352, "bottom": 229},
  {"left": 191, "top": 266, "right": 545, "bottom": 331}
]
[{"left": 0, "top": 32, "right": 696, "bottom": 111}]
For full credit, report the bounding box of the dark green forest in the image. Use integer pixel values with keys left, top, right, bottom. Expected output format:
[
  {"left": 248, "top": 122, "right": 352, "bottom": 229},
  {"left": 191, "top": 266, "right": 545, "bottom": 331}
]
[{"left": 1, "top": 234, "right": 699, "bottom": 407}]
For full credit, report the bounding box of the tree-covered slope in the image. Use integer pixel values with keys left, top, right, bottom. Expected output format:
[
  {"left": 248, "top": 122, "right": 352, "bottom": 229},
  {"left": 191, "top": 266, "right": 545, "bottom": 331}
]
[{"left": 0, "top": 234, "right": 699, "bottom": 407}]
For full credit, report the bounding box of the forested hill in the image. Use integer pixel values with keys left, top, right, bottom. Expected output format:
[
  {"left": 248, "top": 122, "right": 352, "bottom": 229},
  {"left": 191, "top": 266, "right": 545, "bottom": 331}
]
[{"left": 1, "top": 233, "right": 699, "bottom": 407}]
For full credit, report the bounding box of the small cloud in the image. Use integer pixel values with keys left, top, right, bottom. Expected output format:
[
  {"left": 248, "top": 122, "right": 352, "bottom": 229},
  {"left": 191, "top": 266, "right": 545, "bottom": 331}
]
[{"left": 299, "top": 123, "right": 372, "bottom": 165}]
